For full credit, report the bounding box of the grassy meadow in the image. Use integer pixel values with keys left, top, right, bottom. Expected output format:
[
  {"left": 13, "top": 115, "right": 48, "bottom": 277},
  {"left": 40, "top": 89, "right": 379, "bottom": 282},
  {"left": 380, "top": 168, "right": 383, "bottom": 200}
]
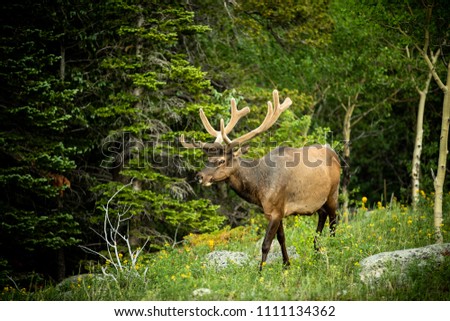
[{"left": 2, "top": 193, "right": 450, "bottom": 301}]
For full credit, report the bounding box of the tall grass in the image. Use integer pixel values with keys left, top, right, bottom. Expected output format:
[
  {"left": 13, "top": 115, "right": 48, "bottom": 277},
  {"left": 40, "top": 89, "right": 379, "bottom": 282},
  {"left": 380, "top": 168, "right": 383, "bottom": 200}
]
[{"left": 2, "top": 196, "right": 449, "bottom": 301}]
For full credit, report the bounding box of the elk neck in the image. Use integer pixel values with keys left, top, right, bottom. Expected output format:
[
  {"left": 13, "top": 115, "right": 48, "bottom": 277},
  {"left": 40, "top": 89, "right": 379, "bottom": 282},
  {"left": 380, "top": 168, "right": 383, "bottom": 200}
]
[{"left": 226, "top": 157, "right": 268, "bottom": 207}]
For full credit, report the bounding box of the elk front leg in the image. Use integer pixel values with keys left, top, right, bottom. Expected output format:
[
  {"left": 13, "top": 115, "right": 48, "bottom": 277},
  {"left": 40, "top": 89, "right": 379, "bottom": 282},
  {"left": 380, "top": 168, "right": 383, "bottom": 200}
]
[
  {"left": 260, "top": 216, "right": 281, "bottom": 271},
  {"left": 277, "top": 220, "right": 290, "bottom": 268}
]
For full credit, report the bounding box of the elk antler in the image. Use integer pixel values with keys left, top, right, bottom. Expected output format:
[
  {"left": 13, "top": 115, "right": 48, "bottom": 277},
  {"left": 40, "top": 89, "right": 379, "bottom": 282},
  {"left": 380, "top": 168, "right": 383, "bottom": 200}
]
[
  {"left": 180, "top": 90, "right": 292, "bottom": 149},
  {"left": 179, "top": 134, "right": 222, "bottom": 150},
  {"left": 224, "top": 90, "right": 292, "bottom": 148},
  {"left": 199, "top": 98, "right": 250, "bottom": 144}
]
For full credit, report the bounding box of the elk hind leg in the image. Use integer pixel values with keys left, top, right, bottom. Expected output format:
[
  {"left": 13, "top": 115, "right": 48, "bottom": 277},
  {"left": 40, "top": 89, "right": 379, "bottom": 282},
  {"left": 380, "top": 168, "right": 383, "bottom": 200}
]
[
  {"left": 325, "top": 194, "right": 338, "bottom": 237},
  {"left": 314, "top": 208, "right": 327, "bottom": 251},
  {"left": 327, "top": 205, "right": 337, "bottom": 237}
]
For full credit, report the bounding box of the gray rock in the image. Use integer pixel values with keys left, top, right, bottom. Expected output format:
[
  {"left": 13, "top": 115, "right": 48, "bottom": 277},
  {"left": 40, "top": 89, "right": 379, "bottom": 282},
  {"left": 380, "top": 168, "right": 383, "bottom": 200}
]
[
  {"left": 359, "top": 243, "right": 450, "bottom": 284},
  {"left": 266, "top": 246, "right": 299, "bottom": 263},
  {"left": 206, "top": 250, "right": 250, "bottom": 269},
  {"left": 255, "top": 237, "right": 280, "bottom": 252},
  {"left": 256, "top": 237, "right": 299, "bottom": 263},
  {"left": 56, "top": 273, "right": 112, "bottom": 299},
  {"left": 192, "top": 288, "right": 212, "bottom": 297}
]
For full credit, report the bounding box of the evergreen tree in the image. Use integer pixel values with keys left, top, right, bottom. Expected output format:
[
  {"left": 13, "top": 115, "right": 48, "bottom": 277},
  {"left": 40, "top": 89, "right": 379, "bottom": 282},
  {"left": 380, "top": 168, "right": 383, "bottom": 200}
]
[
  {"left": 0, "top": 1, "right": 83, "bottom": 282},
  {"left": 79, "top": 1, "right": 225, "bottom": 249}
]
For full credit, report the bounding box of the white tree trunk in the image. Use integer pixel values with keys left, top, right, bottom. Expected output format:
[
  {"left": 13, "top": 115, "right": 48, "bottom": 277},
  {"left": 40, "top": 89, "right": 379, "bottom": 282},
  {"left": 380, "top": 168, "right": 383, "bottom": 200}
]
[
  {"left": 432, "top": 62, "right": 449, "bottom": 244},
  {"left": 411, "top": 72, "right": 433, "bottom": 207},
  {"left": 412, "top": 49, "right": 440, "bottom": 208},
  {"left": 421, "top": 48, "right": 449, "bottom": 244},
  {"left": 341, "top": 102, "right": 355, "bottom": 223}
]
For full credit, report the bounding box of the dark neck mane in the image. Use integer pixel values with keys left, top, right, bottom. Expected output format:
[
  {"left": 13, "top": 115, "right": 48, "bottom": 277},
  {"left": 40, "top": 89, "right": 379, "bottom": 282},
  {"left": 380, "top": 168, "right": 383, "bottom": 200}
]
[{"left": 227, "top": 158, "right": 266, "bottom": 207}]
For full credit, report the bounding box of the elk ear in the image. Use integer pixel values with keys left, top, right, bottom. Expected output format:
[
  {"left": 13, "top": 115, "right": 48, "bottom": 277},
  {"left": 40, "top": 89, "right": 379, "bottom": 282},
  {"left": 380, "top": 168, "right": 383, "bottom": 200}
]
[
  {"left": 233, "top": 144, "right": 250, "bottom": 157},
  {"left": 241, "top": 144, "right": 250, "bottom": 154}
]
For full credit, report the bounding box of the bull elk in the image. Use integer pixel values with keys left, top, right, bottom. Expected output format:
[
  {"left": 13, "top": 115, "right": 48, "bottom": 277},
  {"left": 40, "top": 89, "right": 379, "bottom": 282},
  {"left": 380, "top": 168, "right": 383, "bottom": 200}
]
[{"left": 180, "top": 90, "right": 340, "bottom": 270}]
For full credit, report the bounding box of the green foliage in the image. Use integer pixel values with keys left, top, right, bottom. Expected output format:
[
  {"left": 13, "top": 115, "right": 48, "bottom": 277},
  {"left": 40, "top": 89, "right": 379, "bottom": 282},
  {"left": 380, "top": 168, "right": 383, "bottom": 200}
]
[
  {"left": 168, "top": 57, "right": 211, "bottom": 94},
  {"left": 2, "top": 208, "right": 79, "bottom": 249},
  {"left": 360, "top": 0, "right": 450, "bottom": 198},
  {"left": 0, "top": 0, "right": 218, "bottom": 285},
  {"left": 0, "top": 0, "right": 84, "bottom": 284},
  {"left": 234, "top": 0, "right": 334, "bottom": 47},
  {"left": 82, "top": 1, "right": 223, "bottom": 249},
  {"left": 93, "top": 180, "right": 224, "bottom": 246},
  {"left": 189, "top": 0, "right": 334, "bottom": 88}
]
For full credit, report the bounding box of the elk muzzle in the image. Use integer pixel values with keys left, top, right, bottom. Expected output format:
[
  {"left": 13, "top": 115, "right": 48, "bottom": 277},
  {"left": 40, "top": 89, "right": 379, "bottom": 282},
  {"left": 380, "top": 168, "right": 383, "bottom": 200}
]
[{"left": 196, "top": 171, "right": 214, "bottom": 186}]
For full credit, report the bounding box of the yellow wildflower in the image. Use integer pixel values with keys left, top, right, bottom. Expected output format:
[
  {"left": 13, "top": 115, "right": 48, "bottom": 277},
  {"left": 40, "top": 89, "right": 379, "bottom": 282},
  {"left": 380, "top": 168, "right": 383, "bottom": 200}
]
[
  {"left": 208, "top": 239, "right": 215, "bottom": 250},
  {"left": 362, "top": 197, "right": 368, "bottom": 203}
]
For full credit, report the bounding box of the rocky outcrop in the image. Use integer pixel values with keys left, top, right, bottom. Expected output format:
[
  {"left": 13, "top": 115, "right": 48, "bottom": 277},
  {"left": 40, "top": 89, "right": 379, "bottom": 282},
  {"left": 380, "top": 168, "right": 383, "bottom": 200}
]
[
  {"left": 255, "top": 237, "right": 300, "bottom": 263},
  {"left": 205, "top": 240, "right": 300, "bottom": 270},
  {"left": 205, "top": 250, "right": 250, "bottom": 269},
  {"left": 359, "top": 243, "right": 450, "bottom": 284},
  {"left": 192, "top": 288, "right": 212, "bottom": 297}
]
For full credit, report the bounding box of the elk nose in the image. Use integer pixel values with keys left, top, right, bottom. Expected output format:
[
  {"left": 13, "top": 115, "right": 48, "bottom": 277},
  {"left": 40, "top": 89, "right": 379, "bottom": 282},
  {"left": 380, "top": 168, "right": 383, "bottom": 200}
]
[{"left": 195, "top": 172, "right": 204, "bottom": 184}]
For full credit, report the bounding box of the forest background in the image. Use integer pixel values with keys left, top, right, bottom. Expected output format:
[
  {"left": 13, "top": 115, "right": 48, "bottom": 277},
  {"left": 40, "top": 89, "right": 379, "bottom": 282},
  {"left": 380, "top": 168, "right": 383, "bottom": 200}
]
[{"left": 1, "top": 0, "right": 449, "bottom": 292}]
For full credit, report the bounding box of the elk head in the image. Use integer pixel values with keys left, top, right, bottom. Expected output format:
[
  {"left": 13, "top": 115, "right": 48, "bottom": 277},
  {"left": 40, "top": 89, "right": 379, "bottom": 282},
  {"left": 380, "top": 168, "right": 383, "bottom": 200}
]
[{"left": 180, "top": 90, "right": 292, "bottom": 186}]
